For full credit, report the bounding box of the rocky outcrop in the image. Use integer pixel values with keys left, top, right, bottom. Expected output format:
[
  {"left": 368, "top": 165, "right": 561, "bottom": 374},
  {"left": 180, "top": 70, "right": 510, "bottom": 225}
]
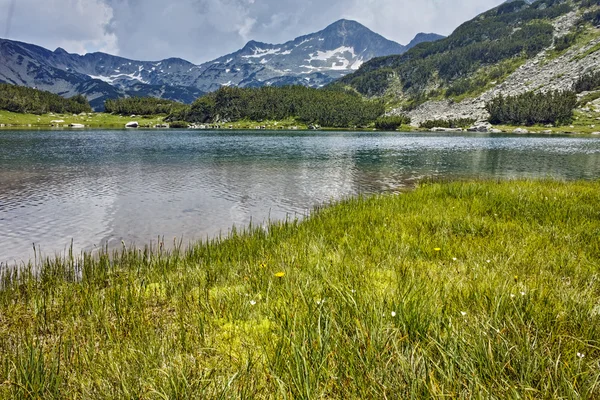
[
  {"left": 125, "top": 121, "right": 139, "bottom": 128},
  {"left": 397, "top": 9, "right": 600, "bottom": 126}
]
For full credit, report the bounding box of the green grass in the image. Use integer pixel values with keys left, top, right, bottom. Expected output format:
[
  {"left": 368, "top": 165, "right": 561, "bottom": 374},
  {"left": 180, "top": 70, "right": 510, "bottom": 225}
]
[
  {"left": 0, "top": 110, "right": 167, "bottom": 128},
  {"left": 572, "top": 40, "right": 600, "bottom": 61},
  {"left": 1, "top": 180, "right": 600, "bottom": 398}
]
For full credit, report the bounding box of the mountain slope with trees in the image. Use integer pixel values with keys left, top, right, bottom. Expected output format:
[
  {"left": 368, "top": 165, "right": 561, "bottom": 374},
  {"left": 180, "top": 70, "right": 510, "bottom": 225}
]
[
  {"left": 0, "top": 83, "right": 91, "bottom": 114},
  {"left": 333, "top": 0, "right": 600, "bottom": 126}
]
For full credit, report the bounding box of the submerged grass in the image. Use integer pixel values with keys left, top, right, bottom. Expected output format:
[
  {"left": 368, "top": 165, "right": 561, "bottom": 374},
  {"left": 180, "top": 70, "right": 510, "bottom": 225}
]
[{"left": 1, "top": 180, "right": 600, "bottom": 398}]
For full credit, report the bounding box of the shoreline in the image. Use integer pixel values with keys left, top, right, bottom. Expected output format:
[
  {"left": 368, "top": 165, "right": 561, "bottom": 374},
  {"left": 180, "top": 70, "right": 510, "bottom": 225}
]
[{"left": 2, "top": 110, "right": 600, "bottom": 134}]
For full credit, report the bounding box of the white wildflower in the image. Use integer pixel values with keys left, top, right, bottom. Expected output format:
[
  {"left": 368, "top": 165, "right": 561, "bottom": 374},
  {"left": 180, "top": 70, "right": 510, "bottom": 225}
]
[
  {"left": 391, "top": 311, "right": 397, "bottom": 317},
  {"left": 249, "top": 300, "right": 257, "bottom": 306},
  {"left": 577, "top": 352, "right": 585, "bottom": 359}
]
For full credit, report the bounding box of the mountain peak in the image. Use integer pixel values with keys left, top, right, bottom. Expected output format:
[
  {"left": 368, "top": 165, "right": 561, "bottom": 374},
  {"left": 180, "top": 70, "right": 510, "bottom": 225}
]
[
  {"left": 322, "top": 19, "right": 373, "bottom": 35},
  {"left": 54, "top": 47, "right": 69, "bottom": 55},
  {"left": 406, "top": 32, "right": 446, "bottom": 50}
]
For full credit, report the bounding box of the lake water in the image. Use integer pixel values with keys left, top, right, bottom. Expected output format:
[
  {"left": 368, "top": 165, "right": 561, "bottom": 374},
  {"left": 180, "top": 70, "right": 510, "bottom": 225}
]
[{"left": 1, "top": 129, "right": 600, "bottom": 265}]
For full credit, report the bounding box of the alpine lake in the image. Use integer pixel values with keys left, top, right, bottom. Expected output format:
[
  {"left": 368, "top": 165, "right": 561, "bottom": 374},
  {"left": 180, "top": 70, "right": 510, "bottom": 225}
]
[{"left": 1, "top": 128, "right": 600, "bottom": 265}]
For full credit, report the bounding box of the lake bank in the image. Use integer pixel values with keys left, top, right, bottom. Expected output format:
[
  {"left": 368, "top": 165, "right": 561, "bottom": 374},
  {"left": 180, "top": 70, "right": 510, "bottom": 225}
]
[
  {"left": 1, "top": 109, "right": 599, "bottom": 134},
  {"left": 1, "top": 180, "right": 599, "bottom": 398},
  {"left": 2, "top": 129, "right": 600, "bottom": 266}
]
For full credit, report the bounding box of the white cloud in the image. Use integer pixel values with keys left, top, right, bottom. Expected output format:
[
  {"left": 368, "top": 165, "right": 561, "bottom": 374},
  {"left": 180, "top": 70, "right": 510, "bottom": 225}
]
[
  {"left": 1, "top": 0, "right": 117, "bottom": 54},
  {"left": 2, "top": 0, "right": 506, "bottom": 63}
]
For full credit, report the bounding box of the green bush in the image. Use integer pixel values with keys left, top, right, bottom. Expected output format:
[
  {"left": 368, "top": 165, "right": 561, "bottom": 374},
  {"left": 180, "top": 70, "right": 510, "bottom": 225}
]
[
  {"left": 554, "top": 33, "right": 578, "bottom": 51},
  {"left": 374, "top": 115, "right": 411, "bottom": 130},
  {"left": 486, "top": 90, "right": 577, "bottom": 125},
  {"left": 168, "top": 121, "right": 189, "bottom": 128},
  {"left": 573, "top": 71, "right": 600, "bottom": 93}
]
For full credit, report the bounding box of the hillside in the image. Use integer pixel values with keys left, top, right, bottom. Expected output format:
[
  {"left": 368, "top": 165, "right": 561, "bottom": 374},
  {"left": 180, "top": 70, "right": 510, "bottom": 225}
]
[
  {"left": 334, "top": 0, "right": 600, "bottom": 126},
  {"left": 0, "top": 83, "right": 91, "bottom": 115}
]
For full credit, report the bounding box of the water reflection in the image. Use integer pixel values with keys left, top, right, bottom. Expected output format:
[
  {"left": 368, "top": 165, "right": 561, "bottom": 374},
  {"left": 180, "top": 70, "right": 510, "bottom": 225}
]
[{"left": 1, "top": 130, "right": 599, "bottom": 264}]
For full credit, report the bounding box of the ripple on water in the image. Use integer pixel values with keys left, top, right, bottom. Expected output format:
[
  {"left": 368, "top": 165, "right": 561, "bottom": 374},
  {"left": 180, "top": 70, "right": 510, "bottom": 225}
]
[{"left": 1, "top": 130, "right": 600, "bottom": 265}]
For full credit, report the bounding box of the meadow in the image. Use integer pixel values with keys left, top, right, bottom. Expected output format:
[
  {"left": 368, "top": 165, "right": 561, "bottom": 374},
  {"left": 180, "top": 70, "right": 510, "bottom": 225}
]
[{"left": 1, "top": 180, "right": 599, "bottom": 398}]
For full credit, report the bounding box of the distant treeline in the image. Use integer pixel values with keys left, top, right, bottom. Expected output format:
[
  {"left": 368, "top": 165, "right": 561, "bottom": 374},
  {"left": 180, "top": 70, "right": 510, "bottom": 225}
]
[
  {"left": 0, "top": 83, "right": 91, "bottom": 114},
  {"left": 486, "top": 90, "right": 576, "bottom": 125},
  {"left": 167, "top": 86, "right": 385, "bottom": 128},
  {"left": 104, "top": 97, "right": 187, "bottom": 115}
]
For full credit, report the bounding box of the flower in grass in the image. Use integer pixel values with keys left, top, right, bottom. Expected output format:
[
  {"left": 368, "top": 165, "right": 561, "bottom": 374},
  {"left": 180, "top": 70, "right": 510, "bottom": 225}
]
[
  {"left": 452, "top": 257, "right": 457, "bottom": 261},
  {"left": 274, "top": 272, "right": 285, "bottom": 278},
  {"left": 510, "top": 294, "right": 516, "bottom": 298},
  {"left": 434, "top": 248, "right": 441, "bottom": 252},
  {"left": 250, "top": 300, "right": 257, "bottom": 306},
  {"left": 577, "top": 352, "right": 585, "bottom": 359},
  {"left": 486, "top": 260, "right": 491, "bottom": 263},
  {"left": 460, "top": 311, "right": 467, "bottom": 316},
  {"left": 520, "top": 291, "right": 526, "bottom": 296},
  {"left": 391, "top": 311, "right": 397, "bottom": 317}
]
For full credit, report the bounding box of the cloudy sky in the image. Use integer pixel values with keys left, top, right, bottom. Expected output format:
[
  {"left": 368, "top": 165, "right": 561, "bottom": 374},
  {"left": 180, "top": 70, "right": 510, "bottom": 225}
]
[{"left": 2, "top": 0, "right": 505, "bottom": 64}]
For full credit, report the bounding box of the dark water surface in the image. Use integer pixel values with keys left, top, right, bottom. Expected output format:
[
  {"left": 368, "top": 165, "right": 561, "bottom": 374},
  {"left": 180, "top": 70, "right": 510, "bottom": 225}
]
[{"left": 1, "top": 129, "right": 600, "bottom": 264}]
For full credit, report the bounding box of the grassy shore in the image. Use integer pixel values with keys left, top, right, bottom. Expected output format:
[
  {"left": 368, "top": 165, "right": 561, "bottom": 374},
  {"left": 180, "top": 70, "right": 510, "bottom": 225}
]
[
  {"left": 0, "top": 110, "right": 166, "bottom": 128},
  {"left": 2, "top": 109, "right": 600, "bottom": 133},
  {"left": 1, "top": 180, "right": 600, "bottom": 398}
]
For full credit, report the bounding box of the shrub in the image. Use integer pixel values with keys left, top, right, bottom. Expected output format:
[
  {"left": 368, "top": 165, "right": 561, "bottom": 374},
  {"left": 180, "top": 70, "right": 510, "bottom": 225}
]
[
  {"left": 486, "top": 90, "right": 576, "bottom": 125},
  {"left": 573, "top": 71, "right": 600, "bottom": 93},
  {"left": 168, "top": 121, "right": 189, "bottom": 128},
  {"left": 374, "top": 115, "right": 411, "bottom": 130}
]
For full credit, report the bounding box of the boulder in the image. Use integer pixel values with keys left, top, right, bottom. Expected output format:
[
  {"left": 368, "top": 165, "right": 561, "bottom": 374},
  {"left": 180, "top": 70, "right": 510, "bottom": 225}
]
[
  {"left": 125, "top": 121, "right": 139, "bottom": 128},
  {"left": 513, "top": 128, "right": 529, "bottom": 134},
  {"left": 489, "top": 128, "right": 503, "bottom": 133},
  {"left": 468, "top": 121, "right": 493, "bottom": 132},
  {"left": 591, "top": 131, "right": 600, "bottom": 135},
  {"left": 50, "top": 119, "right": 65, "bottom": 123},
  {"left": 69, "top": 123, "right": 85, "bottom": 128}
]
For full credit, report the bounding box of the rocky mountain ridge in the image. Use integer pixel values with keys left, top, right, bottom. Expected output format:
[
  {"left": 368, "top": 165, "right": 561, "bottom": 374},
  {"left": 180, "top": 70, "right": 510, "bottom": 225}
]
[
  {"left": 0, "top": 20, "right": 443, "bottom": 110},
  {"left": 402, "top": 9, "right": 600, "bottom": 126},
  {"left": 332, "top": 0, "right": 600, "bottom": 127}
]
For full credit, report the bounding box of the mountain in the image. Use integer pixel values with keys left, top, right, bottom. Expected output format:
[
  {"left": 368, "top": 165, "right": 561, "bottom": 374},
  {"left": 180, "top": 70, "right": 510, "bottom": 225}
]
[
  {"left": 0, "top": 20, "right": 444, "bottom": 110},
  {"left": 405, "top": 33, "right": 446, "bottom": 49},
  {"left": 335, "top": 0, "right": 600, "bottom": 125},
  {"left": 0, "top": 39, "right": 205, "bottom": 110},
  {"left": 191, "top": 19, "right": 424, "bottom": 92}
]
